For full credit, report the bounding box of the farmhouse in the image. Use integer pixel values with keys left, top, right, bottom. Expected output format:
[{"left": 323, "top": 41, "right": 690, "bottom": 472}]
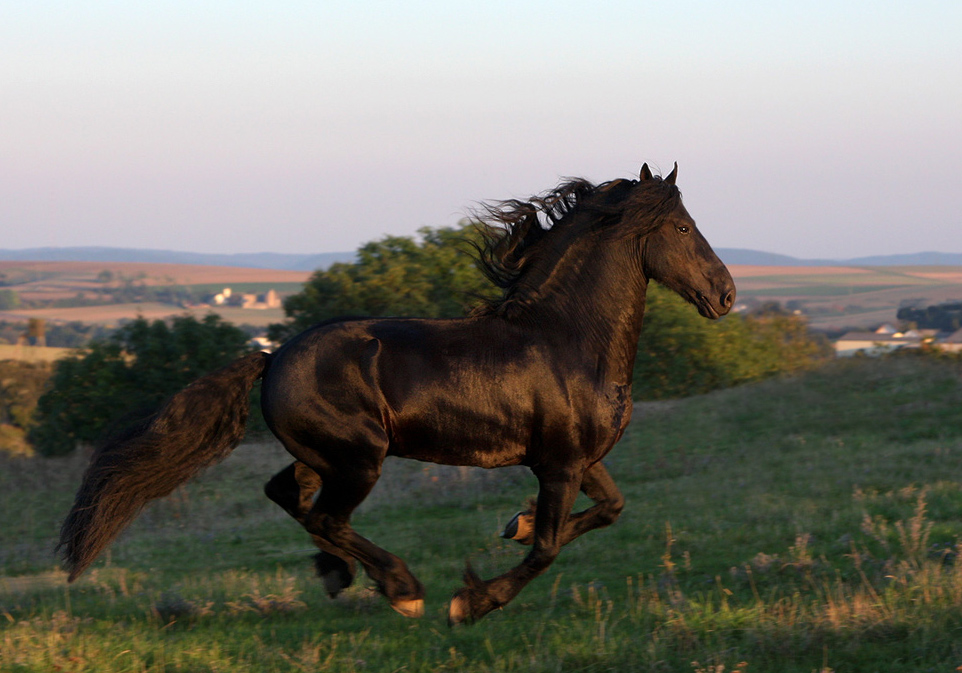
[
  {"left": 240, "top": 289, "right": 281, "bottom": 310},
  {"left": 833, "top": 323, "right": 962, "bottom": 357},
  {"left": 210, "top": 288, "right": 282, "bottom": 309}
]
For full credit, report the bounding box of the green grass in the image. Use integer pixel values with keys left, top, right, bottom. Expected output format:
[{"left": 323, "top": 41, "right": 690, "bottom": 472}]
[
  {"left": 735, "top": 284, "right": 915, "bottom": 298},
  {"left": 3, "top": 355, "right": 962, "bottom": 671},
  {"left": 184, "top": 282, "right": 306, "bottom": 295}
]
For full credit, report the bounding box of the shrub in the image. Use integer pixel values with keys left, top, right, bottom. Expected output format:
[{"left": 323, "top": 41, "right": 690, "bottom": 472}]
[
  {"left": 30, "top": 314, "right": 257, "bottom": 456},
  {"left": 0, "top": 360, "right": 52, "bottom": 457},
  {"left": 632, "top": 284, "right": 833, "bottom": 400}
]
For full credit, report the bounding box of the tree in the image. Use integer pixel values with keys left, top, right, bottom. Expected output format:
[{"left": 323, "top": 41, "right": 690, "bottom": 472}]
[
  {"left": 897, "top": 302, "right": 962, "bottom": 332},
  {"left": 633, "top": 284, "right": 832, "bottom": 400},
  {"left": 31, "top": 314, "right": 256, "bottom": 456},
  {"left": 268, "top": 223, "right": 493, "bottom": 342},
  {"left": 0, "top": 360, "right": 51, "bottom": 456},
  {"left": 0, "top": 289, "right": 20, "bottom": 311}
]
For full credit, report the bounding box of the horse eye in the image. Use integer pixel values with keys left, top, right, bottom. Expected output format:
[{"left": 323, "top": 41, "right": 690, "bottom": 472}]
[{"left": 677, "top": 225, "right": 691, "bottom": 235}]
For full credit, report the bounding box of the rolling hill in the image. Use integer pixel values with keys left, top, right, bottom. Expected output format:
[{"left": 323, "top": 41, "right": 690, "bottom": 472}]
[{"left": 4, "top": 246, "right": 962, "bottom": 270}]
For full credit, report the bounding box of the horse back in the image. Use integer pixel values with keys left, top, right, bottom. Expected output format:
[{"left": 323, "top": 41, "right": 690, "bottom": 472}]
[{"left": 262, "top": 317, "right": 632, "bottom": 469}]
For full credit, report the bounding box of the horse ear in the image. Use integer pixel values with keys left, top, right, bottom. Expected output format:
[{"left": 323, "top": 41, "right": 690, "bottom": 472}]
[
  {"left": 665, "top": 162, "right": 678, "bottom": 185},
  {"left": 639, "top": 164, "right": 653, "bottom": 181}
]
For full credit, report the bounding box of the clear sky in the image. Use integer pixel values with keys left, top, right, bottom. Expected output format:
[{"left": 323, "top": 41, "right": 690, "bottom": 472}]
[{"left": 2, "top": 1, "right": 959, "bottom": 259}]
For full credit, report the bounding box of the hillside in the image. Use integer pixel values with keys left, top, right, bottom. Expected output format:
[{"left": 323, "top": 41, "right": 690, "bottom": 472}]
[{"left": 2, "top": 356, "right": 961, "bottom": 671}]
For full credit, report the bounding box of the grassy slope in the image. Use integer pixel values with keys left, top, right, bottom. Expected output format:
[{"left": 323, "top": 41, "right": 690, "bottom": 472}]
[{"left": 2, "top": 356, "right": 962, "bottom": 672}]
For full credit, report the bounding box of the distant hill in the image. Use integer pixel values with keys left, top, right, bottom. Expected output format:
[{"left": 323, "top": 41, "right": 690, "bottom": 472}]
[
  {"left": 2, "top": 246, "right": 961, "bottom": 270},
  {"left": 715, "top": 249, "right": 813, "bottom": 266},
  {"left": 842, "top": 252, "right": 962, "bottom": 266},
  {"left": 716, "top": 249, "right": 962, "bottom": 267},
  {"left": 0, "top": 247, "right": 355, "bottom": 271}
]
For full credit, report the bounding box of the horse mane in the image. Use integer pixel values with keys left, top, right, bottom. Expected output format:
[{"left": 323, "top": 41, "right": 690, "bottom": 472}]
[{"left": 471, "top": 173, "right": 681, "bottom": 316}]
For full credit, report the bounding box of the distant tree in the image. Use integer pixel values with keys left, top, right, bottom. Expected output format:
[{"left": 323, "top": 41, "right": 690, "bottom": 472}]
[
  {"left": 0, "top": 361, "right": 51, "bottom": 457},
  {"left": 0, "top": 321, "right": 111, "bottom": 348},
  {"left": 897, "top": 302, "right": 962, "bottom": 332},
  {"left": 31, "top": 314, "right": 257, "bottom": 456},
  {"left": 0, "top": 289, "right": 20, "bottom": 311},
  {"left": 268, "top": 223, "right": 493, "bottom": 342}
]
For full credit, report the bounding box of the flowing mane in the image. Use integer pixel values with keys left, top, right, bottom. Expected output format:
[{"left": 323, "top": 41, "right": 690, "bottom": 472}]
[{"left": 472, "top": 173, "right": 682, "bottom": 316}]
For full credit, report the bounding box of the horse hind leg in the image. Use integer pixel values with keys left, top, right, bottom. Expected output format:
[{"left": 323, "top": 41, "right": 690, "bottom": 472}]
[
  {"left": 302, "top": 459, "right": 426, "bottom": 618},
  {"left": 264, "top": 461, "right": 357, "bottom": 598}
]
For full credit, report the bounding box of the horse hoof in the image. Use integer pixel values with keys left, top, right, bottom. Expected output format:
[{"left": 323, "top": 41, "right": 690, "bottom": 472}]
[
  {"left": 314, "top": 553, "right": 355, "bottom": 598},
  {"left": 501, "top": 511, "right": 534, "bottom": 544},
  {"left": 321, "top": 571, "right": 347, "bottom": 598},
  {"left": 447, "top": 594, "right": 471, "bottom": 626},
  {"left": 391, "top": 598, "right": 424, "bottom": 618}
]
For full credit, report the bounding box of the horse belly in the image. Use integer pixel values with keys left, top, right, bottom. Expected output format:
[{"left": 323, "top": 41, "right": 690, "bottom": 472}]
[{"left": 386, "top": 402, "right": 533, "bottom": 468}]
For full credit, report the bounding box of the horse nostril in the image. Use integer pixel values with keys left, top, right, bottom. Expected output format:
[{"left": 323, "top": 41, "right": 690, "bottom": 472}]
[{"left": 722, "top": 290, "right": 735, "bottom": 309}]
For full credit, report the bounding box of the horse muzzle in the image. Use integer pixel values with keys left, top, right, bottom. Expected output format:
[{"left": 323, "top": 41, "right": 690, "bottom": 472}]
[{"left": 695, "top": 287, "right": 736, "bottom": 319}]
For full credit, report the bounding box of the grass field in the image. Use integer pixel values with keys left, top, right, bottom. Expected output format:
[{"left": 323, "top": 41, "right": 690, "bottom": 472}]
[{"left": 2, "top": 355, "right": 962, "bottom": 671}]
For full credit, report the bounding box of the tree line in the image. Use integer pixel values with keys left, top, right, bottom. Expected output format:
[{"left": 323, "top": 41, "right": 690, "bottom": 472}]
[
  {"left": 8, "top": 222, "right": 830, "bottom": 457},
  {"left": 897, "top": 302, "right": 962, "bottom": 332}
]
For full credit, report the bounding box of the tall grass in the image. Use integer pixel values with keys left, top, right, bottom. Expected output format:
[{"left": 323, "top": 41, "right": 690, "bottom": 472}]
[{"left": 2, "top": 355, "right": 962, "bottom": 671}]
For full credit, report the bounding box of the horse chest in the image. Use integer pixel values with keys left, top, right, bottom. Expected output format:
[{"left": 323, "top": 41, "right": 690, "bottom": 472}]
[{"left": 573, "top": 383, "right": 633, "bottom": 457}]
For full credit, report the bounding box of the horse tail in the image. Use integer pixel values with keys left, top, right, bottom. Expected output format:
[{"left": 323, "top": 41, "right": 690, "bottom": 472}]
[{"left": 58, "top": 350, "right": 272, "bottom": 582}]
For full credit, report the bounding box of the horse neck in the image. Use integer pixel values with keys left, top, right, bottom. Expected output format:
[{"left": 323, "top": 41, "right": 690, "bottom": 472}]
[{"left": 507, "top": 236, "right": 649, "bottom": 381}]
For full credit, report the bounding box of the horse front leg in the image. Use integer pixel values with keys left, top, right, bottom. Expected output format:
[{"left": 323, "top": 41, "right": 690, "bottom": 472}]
[
  {"left": 449, "top": 466, "right": 581, "bottom": 625},
  {"left": 502, "top": 461, "right": 624, "bottom": 546}
]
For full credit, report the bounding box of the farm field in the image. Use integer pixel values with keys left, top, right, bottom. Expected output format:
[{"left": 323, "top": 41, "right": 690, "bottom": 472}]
[
  {"left": 2, "top": 355, "right": 962, "bottom": 671},
  {"left": 0, "top": 261, "right": 311, "bottom": 328},
  {"left": 5, "top": 260, "right": 962, "bottom": 331},
  {"left": 1, "top": 302, "right": 288, "bottom": 329},
  {"left": 731, "top": 265, "right": 962, "bottom": 330},
  {"left": 0, "top": 260, "right": 312, "bottom": 295}
]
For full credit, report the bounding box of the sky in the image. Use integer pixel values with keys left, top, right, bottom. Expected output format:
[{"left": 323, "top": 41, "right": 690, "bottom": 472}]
[{"left": 1, "top": 1, "right": 960, "bottom": 260}]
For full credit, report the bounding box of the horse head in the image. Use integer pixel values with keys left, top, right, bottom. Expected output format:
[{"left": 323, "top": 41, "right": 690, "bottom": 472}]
[{"left": 634, "top": 163, "right": 735, "bottom": 319}]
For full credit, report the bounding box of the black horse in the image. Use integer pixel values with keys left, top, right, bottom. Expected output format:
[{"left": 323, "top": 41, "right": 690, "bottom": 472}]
[{"left": 59, "top": 164, "right": 735, "bottom": 624}]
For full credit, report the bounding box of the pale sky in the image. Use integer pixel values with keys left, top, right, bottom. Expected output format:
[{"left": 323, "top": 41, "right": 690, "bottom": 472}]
[{"left": 2, "top": 1, "right": 959, "bottom": 259}]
